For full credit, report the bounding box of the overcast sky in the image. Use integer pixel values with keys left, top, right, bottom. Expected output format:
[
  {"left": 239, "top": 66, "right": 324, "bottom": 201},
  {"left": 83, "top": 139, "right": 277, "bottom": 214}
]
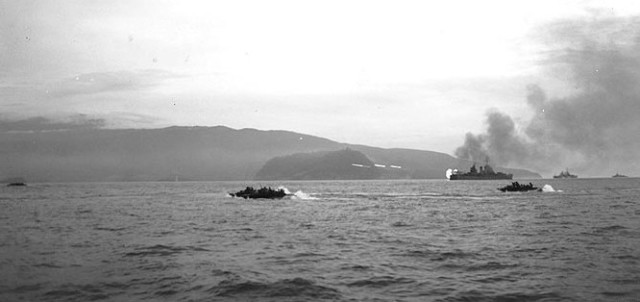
[{"left": 2, "top": 0, "right": 640, "bottom": 155}]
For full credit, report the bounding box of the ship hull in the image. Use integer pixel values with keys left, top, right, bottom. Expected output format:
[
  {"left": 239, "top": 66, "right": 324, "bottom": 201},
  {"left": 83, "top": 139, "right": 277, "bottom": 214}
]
[{"left": 450, "top": 174, "right": 512, "bottom": 180}]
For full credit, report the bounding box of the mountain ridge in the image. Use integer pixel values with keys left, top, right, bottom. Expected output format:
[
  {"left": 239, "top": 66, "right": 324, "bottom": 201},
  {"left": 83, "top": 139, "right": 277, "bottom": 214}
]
[{"left": 0, "top": 125, "right": 541, "bottom": 182}]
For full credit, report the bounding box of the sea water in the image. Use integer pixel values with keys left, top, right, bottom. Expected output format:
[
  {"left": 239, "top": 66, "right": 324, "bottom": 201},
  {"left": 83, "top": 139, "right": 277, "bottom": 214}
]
[{"left": 1, "top": 179, "right": 639, "bottom": 301}]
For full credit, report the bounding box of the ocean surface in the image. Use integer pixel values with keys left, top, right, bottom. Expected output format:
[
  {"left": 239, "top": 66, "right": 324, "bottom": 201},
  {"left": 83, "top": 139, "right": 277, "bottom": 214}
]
[{"left": 1, "top": 178, "right": 639, "bottom": 301}]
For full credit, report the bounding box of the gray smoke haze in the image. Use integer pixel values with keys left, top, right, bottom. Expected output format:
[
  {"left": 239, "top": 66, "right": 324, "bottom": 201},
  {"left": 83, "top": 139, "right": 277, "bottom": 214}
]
[{"left": 455, "top": 15, "right": 640, "bottom": 176}]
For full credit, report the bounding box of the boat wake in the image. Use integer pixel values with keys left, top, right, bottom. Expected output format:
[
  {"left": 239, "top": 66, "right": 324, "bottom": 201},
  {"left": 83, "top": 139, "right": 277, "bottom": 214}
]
[
  {"left": 278, "top": 186, "right": 319, "bottom": 200},
  {"left": 292, "top": 190, "right": 319, "bottom": 200},
  {"left": 540, "top": 184, "right": 562, "bottom": 193}
]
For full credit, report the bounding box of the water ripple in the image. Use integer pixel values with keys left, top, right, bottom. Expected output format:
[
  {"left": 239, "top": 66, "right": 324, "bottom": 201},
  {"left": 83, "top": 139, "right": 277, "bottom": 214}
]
[
  {"left": 210, "top": 277, "right": 342, "bottom": 300},
  {"left": 2, "top": 180, "right": 640, "bottom": 301}
]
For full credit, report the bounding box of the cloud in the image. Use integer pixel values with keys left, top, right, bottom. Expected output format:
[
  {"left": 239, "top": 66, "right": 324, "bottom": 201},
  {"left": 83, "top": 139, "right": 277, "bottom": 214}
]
[
  {"left": 0, "top": 69, "right": 182, "bottom": 121},
  {"left": 0, "top": 115, "right": 106, "bottom": 132},
  {"left": 48, "top": 69, "right": 181, "bottom": 98},
  {"left": 455, "top": 13, "right": 640, "bottom": 176},
  {"left": 0, "top": 111, "right": 169, "bottom": 134},
  {"left": 98, "top": 112, "right": 166, "bottom": 128}
]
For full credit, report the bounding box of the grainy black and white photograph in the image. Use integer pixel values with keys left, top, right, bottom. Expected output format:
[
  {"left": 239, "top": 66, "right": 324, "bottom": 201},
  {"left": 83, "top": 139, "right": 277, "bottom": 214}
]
[{"left": 2, "top": 0, "right": 640, "bottom": 301}]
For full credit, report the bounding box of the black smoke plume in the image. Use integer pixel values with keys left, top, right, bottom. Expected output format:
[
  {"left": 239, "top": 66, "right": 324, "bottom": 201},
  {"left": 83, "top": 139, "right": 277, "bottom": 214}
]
[{"left": 455, "top": 15, "right": 640, "bottom": 176}]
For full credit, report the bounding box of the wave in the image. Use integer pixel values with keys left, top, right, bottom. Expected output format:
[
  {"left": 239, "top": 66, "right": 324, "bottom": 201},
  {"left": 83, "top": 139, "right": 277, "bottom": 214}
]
[
  {"left": 584, "top": 225, "right": 629, "bottom": 237},
  {"left": 445, "top": 290, "right": 565, "bottom": 302},
  {"left": 391, "top": 221, "right": 413, "bottom": 227},
  {"left": 340, "top": 264, "right": 372, "bottom": 271},
  {"left": 438, "top": 261, "right": 519, "bottom": 272},
  {"left": 32, "top": 263, "right": 63, "bottom": 269},
  {"left": 346, "top": 276, "right": 415, "bottom": 288},
  {"left": 124, "top": 244, "right": 210, "bottom": 257},
  {"left": 2, "top": 283, "right": 44, "bottom": 294},
  {"left": 209, "top": 277, "right": 341, "bottom": 299},
  {"left": 399, "top": 249, "right": 483, "bottom": 262},
  {"left": 597, "top": 225, "right": 628, "bottom": 231},
  {"left": 293, "top": 252, "right": 325, "bottom": 258},
  {"left": 43, "top": 284, "right": 109, "bottom": 301},
  {"left": 613, "top": 254, "right": 640, "bottom": 261},
  {"left": 323, "top": 192, "right": 445, "bottom": 200},
  {"left": 93, "top": 226, "right": 128, "bottom": 232}
]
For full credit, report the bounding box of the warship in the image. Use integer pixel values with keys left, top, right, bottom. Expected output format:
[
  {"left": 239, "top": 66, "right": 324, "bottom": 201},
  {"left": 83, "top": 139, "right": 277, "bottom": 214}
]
[
  {"left": 553, "top": 168, "right": 578, "bottom": 179},
  {"left": 447, "top": 159, "right": 513, "bottom": 180}
]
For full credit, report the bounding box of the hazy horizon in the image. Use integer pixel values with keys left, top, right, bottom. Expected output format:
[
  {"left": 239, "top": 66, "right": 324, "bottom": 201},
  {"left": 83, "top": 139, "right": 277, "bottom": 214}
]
[{"left": 3, "top": 0, "right": 640, "bottom": 177}]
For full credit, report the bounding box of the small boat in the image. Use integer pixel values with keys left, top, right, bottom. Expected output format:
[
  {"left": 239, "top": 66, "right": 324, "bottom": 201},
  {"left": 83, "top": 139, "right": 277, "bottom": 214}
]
[
  {"left": 4, "top": 177, "right": 27, "bottom": 186},
  {"left": 498, "top": 182, "right": 538, "bottom": 192},
  {"left": 229, "top": 186, "right": 288, "bottom": 199}
]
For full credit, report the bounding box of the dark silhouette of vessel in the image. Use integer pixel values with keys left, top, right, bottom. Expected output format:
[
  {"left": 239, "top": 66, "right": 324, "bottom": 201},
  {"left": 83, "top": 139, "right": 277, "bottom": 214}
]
[
  {"left": 4, "top": 177, "right": 26, "bottom": 187},
  {"left": 553, "top": 168, "right": 577, "bottom": 179},
  {"left": 612, "top": 172, "right": 628, "bottom": 178},
  {"left": 498, "top": 182, "right": 538, "bottom": 192},
  {"left": 448, "top": 159, "right": 513, "bottom": 180},
  {"left": 229, "top": 186, "right": 288, "bottom": 199}
]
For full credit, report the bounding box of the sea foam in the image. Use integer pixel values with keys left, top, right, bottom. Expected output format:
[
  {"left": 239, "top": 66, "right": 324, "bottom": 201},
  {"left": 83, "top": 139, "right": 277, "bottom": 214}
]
[
  {"left": 277, "top": 186, "right": 319, "bottom": 200},
  {"left": 541, "top": 184, "right": 563, "bottom": 192}
]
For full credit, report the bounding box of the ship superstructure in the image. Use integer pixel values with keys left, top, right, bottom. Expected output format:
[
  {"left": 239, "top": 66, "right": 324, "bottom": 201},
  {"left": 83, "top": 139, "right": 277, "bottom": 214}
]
[
  {"left": 447, "top": 159, "right": 513, "bottom": 180},
  {"left": 553, "top": 168, "right": 578, "bottom": 179}
]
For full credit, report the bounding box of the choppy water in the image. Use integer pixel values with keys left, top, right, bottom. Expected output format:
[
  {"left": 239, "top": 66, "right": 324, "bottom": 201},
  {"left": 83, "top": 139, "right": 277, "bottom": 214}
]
[{"left": 1, "top": 179, "right": 639, "bottom": 301}]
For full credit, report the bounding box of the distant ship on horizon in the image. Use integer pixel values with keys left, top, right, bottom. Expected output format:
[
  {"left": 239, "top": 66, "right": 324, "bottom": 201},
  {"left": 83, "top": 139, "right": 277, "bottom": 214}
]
[
  {"left": 447, "top": 159, "right": 513, "bottom": 180},
  {"left": 612, "top": 172, "right": 628, "bottom": 178},
  {"left": 554, "top": 168, "right": 578, "bottom": 179}
]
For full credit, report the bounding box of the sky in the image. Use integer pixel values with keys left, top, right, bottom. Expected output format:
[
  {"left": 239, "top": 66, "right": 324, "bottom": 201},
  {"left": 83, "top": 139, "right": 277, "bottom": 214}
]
[{"left": 2, "top": 0, "right": 640, "bottom": 176}]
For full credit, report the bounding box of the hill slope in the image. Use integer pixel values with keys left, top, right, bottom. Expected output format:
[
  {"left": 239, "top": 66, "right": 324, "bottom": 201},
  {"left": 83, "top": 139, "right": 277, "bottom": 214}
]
[{"left": 256, "top": 149, "right": 382, "bottom": 180}]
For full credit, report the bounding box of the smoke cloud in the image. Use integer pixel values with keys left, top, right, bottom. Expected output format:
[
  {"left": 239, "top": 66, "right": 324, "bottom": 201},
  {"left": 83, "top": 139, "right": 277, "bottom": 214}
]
[{"left": 455, "top": 15, "right": 640, "bottom": 176}]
